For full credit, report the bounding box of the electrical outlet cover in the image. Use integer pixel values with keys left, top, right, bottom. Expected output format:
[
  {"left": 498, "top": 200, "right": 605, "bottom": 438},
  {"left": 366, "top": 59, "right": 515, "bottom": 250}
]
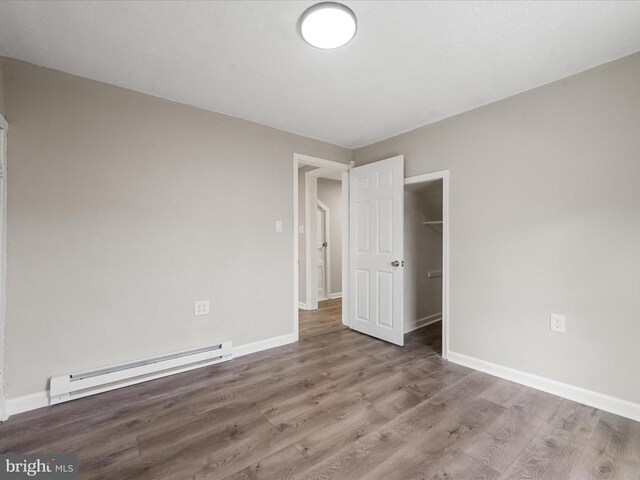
[{"left": 195, "top": 300, "right": 210, "bottom": 317}]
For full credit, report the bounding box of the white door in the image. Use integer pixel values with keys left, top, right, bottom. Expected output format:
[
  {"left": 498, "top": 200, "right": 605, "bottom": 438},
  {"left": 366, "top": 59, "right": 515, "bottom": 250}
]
[
  {"left": 349, "top": 156, "right": 404, "bottom": 346},
  {"left": 316, "top": 202, "right": 328, "bottom": 301}
]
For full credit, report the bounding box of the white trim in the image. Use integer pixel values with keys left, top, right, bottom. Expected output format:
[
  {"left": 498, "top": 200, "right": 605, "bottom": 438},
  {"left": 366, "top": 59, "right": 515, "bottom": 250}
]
[
  {"left": 233, "top": 333, "right": 296, "bottom": 358},
  {"left": 304, "top": 170, "right": 317, "bottom": 309},
  {"left": 404, "top": 170, "right": 450, "bottom": 359},
  {"left": 298, "top": 302, "right": 310, "bottom": 310},
  {"left": 329, "top": 292, "right": 342, "bottom": 300},
  {"left": 0, "top": 116, "right": 7, "bottom": 421},
  {"left": 295, "top": 153, "right": 350, "bottom": 171},
  {"left": 293, "top": 156, "right": 300, "bottom": 341},
  {"left": 405, "top": 312, "right": 442, "bottom": 334},
  {"left": 448, "top": 351, "right": 640, "bottom": 423},
  {"left": 6, "top": 391, "right": 49, "bottom": 418},
  {"left": 404, "top": 170, "right": 449, "bottom": 186},
  {"left": 341, "top": 170, "right": 349, "bottom": 327}
]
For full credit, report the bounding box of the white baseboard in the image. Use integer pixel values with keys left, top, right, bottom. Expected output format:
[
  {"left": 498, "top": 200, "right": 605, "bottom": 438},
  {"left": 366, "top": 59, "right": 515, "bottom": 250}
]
[
  {"left": 328, "top": 292, "right": 343, "bottom": 300},
  {"left": 447, "top": 351, "right": 640, "bottom": 423},
  {"left": 298, "top": 302, "right": 310, "bottom": 310},
  {"left": 2, "top": 333, "right": 298, "bottom": 421},
  {"left": 5, "top": 391, "right": 49, "bottom": 419},
  {"left": 233, "top": 333, "right": 297, "bottom": 358},
  {"left": 405, "top": 312, "right": 442, "bottom": 334}
]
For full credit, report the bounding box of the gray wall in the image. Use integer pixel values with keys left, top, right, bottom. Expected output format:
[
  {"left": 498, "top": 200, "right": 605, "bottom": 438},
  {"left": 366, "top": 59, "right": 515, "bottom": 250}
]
[
  {"left": 355, "top": 53, "right": 640, "bottom": 404},
  {"left": 317, "top": 178, "right": 342, "bottom": 297},
  {"left": 3, "top": 59, "right": 351, "bottom": 398}
]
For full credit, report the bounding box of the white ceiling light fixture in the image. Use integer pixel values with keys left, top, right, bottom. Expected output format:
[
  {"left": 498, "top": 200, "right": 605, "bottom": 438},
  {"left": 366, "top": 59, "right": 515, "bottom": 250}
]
[{"left": 300, "top": 2, "right": 357, "bottom": 50}]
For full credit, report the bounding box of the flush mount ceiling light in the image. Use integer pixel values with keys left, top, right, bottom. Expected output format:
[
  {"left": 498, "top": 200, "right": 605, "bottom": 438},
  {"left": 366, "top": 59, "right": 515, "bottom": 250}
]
[{"left": 300, "top": 2, "right": 357, "bottom": 49}]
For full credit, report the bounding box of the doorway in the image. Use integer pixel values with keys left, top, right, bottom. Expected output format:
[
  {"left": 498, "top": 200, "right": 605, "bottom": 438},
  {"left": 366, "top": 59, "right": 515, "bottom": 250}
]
[
  {"left": 292, "top": 154, "right": 350, "bottom": 341},
  {"left": 293, "top": 153, "right": 449, "bottom": 358},
  {"left": 405, "top": 171, "right": 450, "bottom": 358},
  {"left": 404, "top": 176, "right": 445, "bottom": 356}
]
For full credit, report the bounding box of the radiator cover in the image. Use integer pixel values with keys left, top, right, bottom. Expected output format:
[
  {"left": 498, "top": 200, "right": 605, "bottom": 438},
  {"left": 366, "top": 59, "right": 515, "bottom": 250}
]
[{"left": 49, "top": 341, "right": 233, "bottom": 405}]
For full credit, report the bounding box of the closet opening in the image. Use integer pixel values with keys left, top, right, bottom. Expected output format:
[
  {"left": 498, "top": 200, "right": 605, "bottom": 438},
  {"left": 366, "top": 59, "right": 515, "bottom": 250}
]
[{"left": 404, "top": 176, "right": 446, "bottom": 356}]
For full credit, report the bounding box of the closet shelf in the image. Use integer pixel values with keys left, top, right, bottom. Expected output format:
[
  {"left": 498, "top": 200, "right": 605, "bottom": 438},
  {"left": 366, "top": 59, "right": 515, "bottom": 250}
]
[{"left": 423, "top": 221, "right": 443, "bottom": 225}]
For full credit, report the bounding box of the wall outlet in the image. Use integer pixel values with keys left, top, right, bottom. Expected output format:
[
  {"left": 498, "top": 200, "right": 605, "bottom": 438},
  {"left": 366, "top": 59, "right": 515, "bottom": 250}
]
[
  {"left": 550, "top": 313, "right": 565, "bottom": 333},
  {"left": 299, "top": 225, "right": 305, "bottom": 234},
  {"left": 275, "top": 220, "right": 283, "bottom": 233},
  {"left": 194, "top": 300, "right": 210, "bottom": 317}
]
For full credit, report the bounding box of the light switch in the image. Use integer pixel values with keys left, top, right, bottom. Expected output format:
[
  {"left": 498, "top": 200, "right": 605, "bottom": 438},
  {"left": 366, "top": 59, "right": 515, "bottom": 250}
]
[{"left": 275, "top": 220, "right": 283, "bottom": 233}]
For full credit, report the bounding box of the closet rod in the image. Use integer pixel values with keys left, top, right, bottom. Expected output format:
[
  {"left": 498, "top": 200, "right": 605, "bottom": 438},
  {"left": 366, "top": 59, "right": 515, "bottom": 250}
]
[{"left": 428, "top": 271, "right": 442, "bottom": 278}]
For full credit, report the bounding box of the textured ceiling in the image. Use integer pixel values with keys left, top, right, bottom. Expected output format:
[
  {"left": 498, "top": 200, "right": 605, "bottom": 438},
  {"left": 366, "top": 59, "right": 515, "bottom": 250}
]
[{"left": 1, "top": 1, "right": 639, "bottom": 148}]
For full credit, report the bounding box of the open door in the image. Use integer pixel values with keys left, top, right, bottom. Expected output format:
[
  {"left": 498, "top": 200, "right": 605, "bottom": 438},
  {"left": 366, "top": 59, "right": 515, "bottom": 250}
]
[
  {"left": 349, "top": 155, "right": 404, "bottom": 346},
  {"left": 316, "top": 201, "right": 328, "bottom": 301}
]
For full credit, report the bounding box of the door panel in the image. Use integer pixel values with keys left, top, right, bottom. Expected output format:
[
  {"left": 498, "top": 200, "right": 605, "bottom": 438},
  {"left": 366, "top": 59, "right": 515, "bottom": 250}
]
[
  {"left": 355, "top": 269, "right": 370, "bottom": 322},
  {"left": 349, "top": 156, "right": 404, "bottom": 346}
]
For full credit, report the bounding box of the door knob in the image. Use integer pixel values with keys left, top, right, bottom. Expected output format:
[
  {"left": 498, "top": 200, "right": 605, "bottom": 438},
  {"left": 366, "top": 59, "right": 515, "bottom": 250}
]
[
  {"left": 391, "top": 260, "right": 400, "bottom": 267},
  {"left": 322, "top": 241, "right": 328, "bottom": 247}
]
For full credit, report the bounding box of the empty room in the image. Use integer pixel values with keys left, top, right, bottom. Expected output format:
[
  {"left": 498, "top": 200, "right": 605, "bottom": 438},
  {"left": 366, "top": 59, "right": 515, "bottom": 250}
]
[{"left": 0, "top": 1, "right": 639, "bottom": 479}]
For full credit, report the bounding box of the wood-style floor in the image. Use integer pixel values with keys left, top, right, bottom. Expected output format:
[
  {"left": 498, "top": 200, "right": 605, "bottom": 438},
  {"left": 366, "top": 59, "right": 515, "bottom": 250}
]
[{"left": 2, "top": 298, "right": 639, "bottom": 479}]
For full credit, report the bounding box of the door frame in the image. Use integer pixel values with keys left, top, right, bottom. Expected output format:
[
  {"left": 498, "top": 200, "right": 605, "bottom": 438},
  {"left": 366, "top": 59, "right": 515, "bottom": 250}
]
[
  {"left": 0, "top": 114, "right": 8, "bottom": 421},
  {"left": 405, "top": 170, "right": 450, "bottom": 359},
  {"left": 315, "top": 199, "right": 330, "bottom": 302},
  {"left": 293, "top": 153, "right": 350, "bottom": 341}
]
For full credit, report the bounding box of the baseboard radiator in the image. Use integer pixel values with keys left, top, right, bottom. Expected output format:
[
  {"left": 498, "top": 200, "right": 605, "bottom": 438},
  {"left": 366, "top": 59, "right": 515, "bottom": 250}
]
[{"left": 50, "top": 341, "right": 233, "bottom": 405}]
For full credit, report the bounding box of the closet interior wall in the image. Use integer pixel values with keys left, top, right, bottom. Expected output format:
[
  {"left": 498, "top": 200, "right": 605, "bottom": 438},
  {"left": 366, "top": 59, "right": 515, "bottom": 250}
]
[{"left": 404, "top": 180, "right": 443, "bottom": 333}]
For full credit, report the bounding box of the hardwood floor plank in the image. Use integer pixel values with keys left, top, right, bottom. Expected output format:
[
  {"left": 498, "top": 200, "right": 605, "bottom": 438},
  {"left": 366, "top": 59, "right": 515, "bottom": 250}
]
[
  {"left": 500, "top": 424, "right": 589, "bottom": 480},
  {"left": 135, "top": 402, "right": 272, "bottom": 457},
  {"left": 569, "top": 411, "right": 640, "bottom": 480},
  {"left": 221, "top": 445, "right": 310, "bottom": 480},
  {"left": 547, "top": 398, "right": 601, "bottom": 439},
  {"left": 293, "top": 403, "right": 388, "bottom": 463},
  {"left": 479, "top": 379, "right": 526, "bottom": 408},
  {"left": 359, "top": 397, "right": 505, "bottom": 480},
  {"left": 294, "top": 372, "right": 498, "bottom": 480},
  {"left": 425, "top": 451, "right": 502, "bottom": 480},
  {"left": 462, "top": 409, "right": 542, "bottom": 474},
  {"left": 504, "top": 386, "right": 564, "bottom": 425}
]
